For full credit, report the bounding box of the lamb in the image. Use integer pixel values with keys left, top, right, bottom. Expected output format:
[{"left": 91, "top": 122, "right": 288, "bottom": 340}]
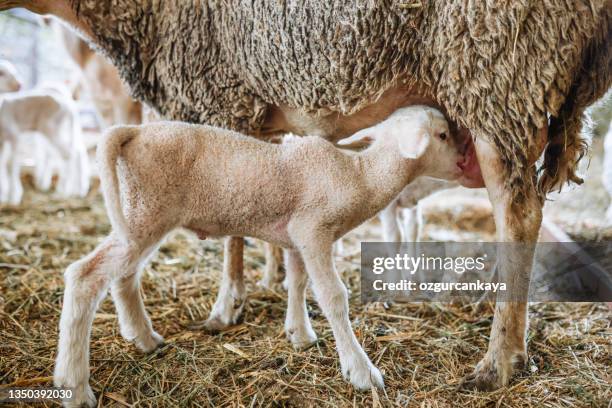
[
  {"left": 54, "top": 106, "right": 461, "bottom": 406},
  {"left": 0, "top": 87, "right": 90, "bottom": 204},
  {"left": 0, "top": 60, "right": 22, "bottom": 93}
]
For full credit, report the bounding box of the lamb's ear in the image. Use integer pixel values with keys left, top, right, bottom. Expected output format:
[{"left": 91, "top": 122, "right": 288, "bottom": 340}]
[
  {"left": 337, "top": 128, "right": 377, "bottom": 148},
  {"left": 398, "top": 130, "right": 430, "bottom": 159}
]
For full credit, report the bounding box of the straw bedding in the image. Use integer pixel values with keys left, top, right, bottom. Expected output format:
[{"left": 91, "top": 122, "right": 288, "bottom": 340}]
[{"left": 0, "top": 183, "right": 610, "bottom": 407}]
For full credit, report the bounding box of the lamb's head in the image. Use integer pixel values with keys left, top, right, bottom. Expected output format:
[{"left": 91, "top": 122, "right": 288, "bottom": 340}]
[
  {"left": 0, "top": 61, "right": 22, "bottom": 93},
  {"left": 337, "top": 105, "right": 462, "bottom": 181}
]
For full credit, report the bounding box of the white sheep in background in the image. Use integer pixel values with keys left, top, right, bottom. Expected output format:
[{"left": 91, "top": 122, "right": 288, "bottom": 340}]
[
  {"left": 54, "top": 106, "right": 462, "bottom": 405},
  {"left": 0, "top": 87, "right": 90, "bottom": 204},
  {"left": 0, "top": 60, "right": 22, "bottom": 93},
  {"left": 604, "top": 122, "right": 612, "bottom": 225}
]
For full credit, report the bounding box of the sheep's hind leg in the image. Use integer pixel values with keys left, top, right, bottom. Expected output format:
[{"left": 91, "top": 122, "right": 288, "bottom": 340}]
[
  {"left": 202, "top": 236, "right": 246, "bottom": 332},
  {"left": 284, "top": 249, "right": 317, "bottom": 348},
  {"left": 461, "top": 137, "right": 539, "bottom": 391}
]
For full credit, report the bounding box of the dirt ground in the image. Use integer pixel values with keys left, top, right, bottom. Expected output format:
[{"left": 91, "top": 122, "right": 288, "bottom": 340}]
[{"left": 0, "top": 172, "right": 610, "bottom": 407}]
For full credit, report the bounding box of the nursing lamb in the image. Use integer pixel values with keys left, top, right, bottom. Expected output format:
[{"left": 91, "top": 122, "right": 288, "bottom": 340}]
[{"left": 54, "top": 106, "right": 462, "bottom": 406}]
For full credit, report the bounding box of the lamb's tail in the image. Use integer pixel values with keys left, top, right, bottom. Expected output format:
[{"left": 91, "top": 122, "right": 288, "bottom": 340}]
[{"left": 97, "top": 126, "right": 138, "bottom": 241}]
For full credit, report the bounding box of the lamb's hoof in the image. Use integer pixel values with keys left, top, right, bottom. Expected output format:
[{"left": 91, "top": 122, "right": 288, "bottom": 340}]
[
  {"left": 135, "top": 331, "right": 165, "bottom": 353},
  {"left": 54, "top": 381, "right": 96, "bottom": 408},
  {"left": 286, "top": 326, "right": 318, "bottom": 350},
  {"left": 460, "top": 352, "right": 526, "bottom": 391},
  {"left": 341, "top": 356, "right": 385, "bottom": 391}
]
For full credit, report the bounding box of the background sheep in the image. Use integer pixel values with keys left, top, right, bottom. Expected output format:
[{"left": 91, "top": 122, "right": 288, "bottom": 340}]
[{"left": 0, "top": 87, "right": 90, "bottom": 204}]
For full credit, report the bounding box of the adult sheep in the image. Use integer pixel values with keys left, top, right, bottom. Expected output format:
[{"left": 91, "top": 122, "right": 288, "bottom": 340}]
[{"left": 2, "top": 0, "right": 609, "bottom": 399}]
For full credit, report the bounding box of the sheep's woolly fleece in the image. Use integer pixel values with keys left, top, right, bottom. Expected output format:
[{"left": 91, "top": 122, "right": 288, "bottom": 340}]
[{"left": 69, "top": 0, "right": 611, "bottom": 196}]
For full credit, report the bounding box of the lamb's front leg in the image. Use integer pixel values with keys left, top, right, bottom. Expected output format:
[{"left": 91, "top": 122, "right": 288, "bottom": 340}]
[
  {"left": 204, "top": 236, "right": 246, "bottom": 332},
  {"left": 294, "top": 233, "right": 384, "bottom": 390},
  {"left": 284, "top": 249, "right": 317, "bottom": 348},
  {"left": 462, "top": 138, "right": 541, "bottom": 390}
]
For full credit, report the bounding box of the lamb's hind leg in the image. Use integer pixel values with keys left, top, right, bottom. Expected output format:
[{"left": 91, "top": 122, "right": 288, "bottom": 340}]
[
  {"left": 54, "top": 236, "right": 136, "bottom": 408},
  {"left": 203, "top": 236, "right": 246, "bottom": 332},
  {"left": 462, "top": 137, "right": 541, "bottom": 390},
  {"left": 110, "top": 244, "right": 164, "bottom": 353},
  {"left": 292, "top": 228, "right": 384, "bottom": 390}
]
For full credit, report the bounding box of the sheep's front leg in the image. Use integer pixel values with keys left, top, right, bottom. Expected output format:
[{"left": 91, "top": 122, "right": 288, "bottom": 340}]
[
  {"left": 204, "top": 236, "right": 246, "bottom": 332},
  {"left": 462, "top": 138, "right": 541, "bottom": 390},
  {"left": 294, "top": 233, "right": 384, "bottom": 390},
  {"left": 284, "top": 249, "right": 317, "bottom": 348}
]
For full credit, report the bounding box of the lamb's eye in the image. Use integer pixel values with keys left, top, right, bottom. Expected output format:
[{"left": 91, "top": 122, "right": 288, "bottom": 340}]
[{"left": 439, "top": 132, "right": 447, "bottom": 141}]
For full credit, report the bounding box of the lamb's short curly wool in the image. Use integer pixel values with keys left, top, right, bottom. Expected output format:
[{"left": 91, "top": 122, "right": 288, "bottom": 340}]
[{"left": 61, "top": 0, "right": 611, "bottom": 197}]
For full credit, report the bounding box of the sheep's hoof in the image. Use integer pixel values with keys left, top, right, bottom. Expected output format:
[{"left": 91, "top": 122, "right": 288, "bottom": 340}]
[{"left": 460, "top": 351, "right": 526, "bottom": 391}]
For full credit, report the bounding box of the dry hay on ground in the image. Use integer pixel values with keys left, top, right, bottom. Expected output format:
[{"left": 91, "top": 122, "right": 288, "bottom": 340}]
[{"left": 0, "top": 185, "right": 610, "bottom": 407}]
